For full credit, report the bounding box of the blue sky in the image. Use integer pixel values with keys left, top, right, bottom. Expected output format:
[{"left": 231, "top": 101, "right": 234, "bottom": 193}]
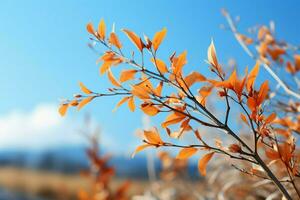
[{"left": 0, "top": 0, "right": 299, "bottom": 152}]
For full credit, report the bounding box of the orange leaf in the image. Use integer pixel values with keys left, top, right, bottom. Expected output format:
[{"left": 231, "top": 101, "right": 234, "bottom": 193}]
[
  {"left": 113, "top": 96, "right": 130, "bottom": 112},
  {"left": 173, "top": 51, "right": 187, "bottom": 75},
  {"left": 176, "top": 147, "right": 198, "bottom": 159},
  {"left": 144, "top": 129, "right": 163, "bottom": 145},
  {"left": 128, "top": 96, "right": 135, "bottom": 112},
  {"left": 86, "top": 22, "right": 95, "bottom": 35},
  {"left": 151, "top": 58, "right": 168, "bottom": 74},
  {"left": 154, "top": 81, "right": 163, "bottom": 97},
  {"left": 107, "top": 69, "right": 121, "bottom": 87},
  {"left": 240, "top": 113, "right": 249, "bottom": 126},
  {"left": 246, "top": 61, "right": 260, "bottom": 91},
  {"left": 265, "top": 113, "right": 276, "bottom": 124},
  {"left": 79, "top": 82, "right": 93, "bottom": 94},
  {"left": 257, "top": 81, "right": 269, "bottom": 105},
  {"left": 131, "top": 84, "right": 150, "bottom": 99},
  {"left": 161, "top": 112, "right": 186, "bottom": 128},
  {"left": 77, "top": 96, "right": 95, "bottom": 110},
  {"left": 184, "top": 71, "right": 206, "bottom": 87},
  {"left": 152, "top": 27, "right": 167, "bottom": 51},
  {"left": 109, "top": 32, "right": 122, "bottom": 49},
  {"left": 99, "top": 61, "right": 112, "bottom": 75},
  {"left": 141, "top": 102, "right": 159, "bottom": 116},
  {"left": 122, "top": 29, "right": 144, "bottom": 51},
  {"left": 58, "top": 104, "right": 69, "bottom": 116},
  {"left": 247, "top": 96, "right": 256, "bottom": 112},
  {"left": 131, "top": 144, "right": 152, "bottom": 158},
  {"left": 198, "top": 152, "right": 214, "bottom": 176},
  {"left": 97, "top": 19, "right": 106, "bottom": 40},
  {"left": 120, "top": 69, "right": 137, "bottom": 83}
]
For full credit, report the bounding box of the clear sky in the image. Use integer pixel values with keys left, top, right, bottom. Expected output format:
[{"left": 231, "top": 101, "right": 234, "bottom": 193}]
[{"left": 0, "top": 0, "right": 299, "bottom": 152}]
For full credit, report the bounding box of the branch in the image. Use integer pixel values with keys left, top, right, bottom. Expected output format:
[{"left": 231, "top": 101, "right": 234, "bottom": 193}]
[{"left": 222, "top": 9, "right": 300, "bottom": 100}]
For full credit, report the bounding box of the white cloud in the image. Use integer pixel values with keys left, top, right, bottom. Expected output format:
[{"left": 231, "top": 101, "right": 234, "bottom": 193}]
[{"left": 0, "top": 103, "right": 114, "bottom": 150}]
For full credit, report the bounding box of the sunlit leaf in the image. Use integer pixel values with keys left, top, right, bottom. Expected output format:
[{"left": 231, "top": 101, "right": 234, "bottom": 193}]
[
  {"left": 141, "top": 102, "right": 159, "bottom": 116},
  {"left": 131, "top": 144, "right": 152, "bottom": 158},
  {"left": 176, "top": 147, "right": 198, "bottom": 159},
  {"left": 109, "top": 32, "right": 122, "bottom": 49},
  {"left": 246, "top": 61, "right": 260, "bottom": 91},
  {"left": 77, "top": 96, "right": 95, "bottom": 110},
  {"left": 128, "top": 96, "right": 135, "bottom": 112},
  {"left": 58, "top": 104, "right": 69, "bottom": 116},
  {"left": 120, "top": 69, "right": 137, "bottom": 82},
  {"left": 86, "top": 22, "right": 95, "bottom": 35},
  {"left": 113, "top": 96, "right": 130, "bottom": 112},
  {"left": 98, "top": 19, "right": 106, "bottom": 40},
  {"left": 122, "top": 29, "right": 144, "bottom": 51},
  {"left": 144, "top": 129, "right": 163, "bottom": 145},
  {"left": 151, "top": 58, "right": 168, "bottom": 74},
  {"left": 152, "top": 27, "right": 167, "bottom": 52},
  {"left": 184, "top": 71, "right": 206, "bottom": 87},
  {"left": 107, "top": 69, "right": 121, "bottom": 87},
  {"left": 79, "top": 82, "right": 93, "bottom": 94}
]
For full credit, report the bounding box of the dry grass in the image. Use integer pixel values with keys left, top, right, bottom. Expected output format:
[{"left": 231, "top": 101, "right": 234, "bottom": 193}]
[{"left": 0, "top": 166, "right": 148, "bottom": 199}]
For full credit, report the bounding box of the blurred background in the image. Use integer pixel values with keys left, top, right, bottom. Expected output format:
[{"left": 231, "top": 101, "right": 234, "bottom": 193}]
[{"left": 0, "top": 0, "right": 300, "bottom": 199}]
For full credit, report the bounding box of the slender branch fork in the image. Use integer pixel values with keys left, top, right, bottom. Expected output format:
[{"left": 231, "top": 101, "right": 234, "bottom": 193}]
[
  {"left": 82, "top": 27, "right": 297, "bottom": 199},
  {"left": 222, "top": 9, "right": 300, "bottom": 100}
]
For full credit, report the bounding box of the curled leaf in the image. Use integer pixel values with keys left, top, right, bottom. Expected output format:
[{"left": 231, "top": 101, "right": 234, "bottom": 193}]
[
  {"left": 107, "top": 69, "right": 121, "bottom": 87},
  {"left": 123, "top": 29, "right": 144, "bottom": 51},
  {"left": 131, "top": 144, "right": 152, "bottom": 158}
]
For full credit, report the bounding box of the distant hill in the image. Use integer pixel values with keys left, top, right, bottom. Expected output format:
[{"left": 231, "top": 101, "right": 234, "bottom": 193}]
[{"left": 0, "top": 146, "right": 200, "bottom": 179}]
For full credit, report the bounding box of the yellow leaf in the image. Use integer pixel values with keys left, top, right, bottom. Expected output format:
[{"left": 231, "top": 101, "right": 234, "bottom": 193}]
[
  {"left": 113, "top": 96, "right": 130, "bottom": 112},
  {"left": 107, "top": 69, "right": 121, "bottom": 87},
  {"left": 144, "top": 129, "right": 163, "bottom": 145},
  {"left": 122, "top": 29, "right": 143, "bottom": 51},
  {"left": 109, "top": 32, "right": 122, "bottom": 49},
  {"left": 58, "top": 104, "right": 69, "bottom": 116},
  {"left": 152, "top": 27, "right": 167, "bottom": 51},
  {"left": 120, "top": 69, "right": 137, "bottom": 82},
  {"left": 79, "top": 82, "right": 93, "bottom": 94},
  {"left": 97, "top": 19, "right": 106, "bottom": 40},
  {"left": 128, "top": 96, "right": 135, "bottom": 112},
  {"left": 151, "top": 58, "right": 168, "bottom": 74},
  {"left": 86, "top": 22, "right": 95, "bottom": 35},
  {"left": 131, "top": 144, "right": 152, "bottom": 158},
  {"left": 77, "top": 96, "right": 95, "bottom": 110},
  {"left": 198, "top": 152, "right": 214, "bottom": 176},
  {"left": 176, "top": 147, "right": 198, "bottom": 159},
  {"left": 246, "top": 61, "right": 260, "bottom": 91},
  {"left": 141, "top": 102, "right": 159, "bottom": 116}
]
